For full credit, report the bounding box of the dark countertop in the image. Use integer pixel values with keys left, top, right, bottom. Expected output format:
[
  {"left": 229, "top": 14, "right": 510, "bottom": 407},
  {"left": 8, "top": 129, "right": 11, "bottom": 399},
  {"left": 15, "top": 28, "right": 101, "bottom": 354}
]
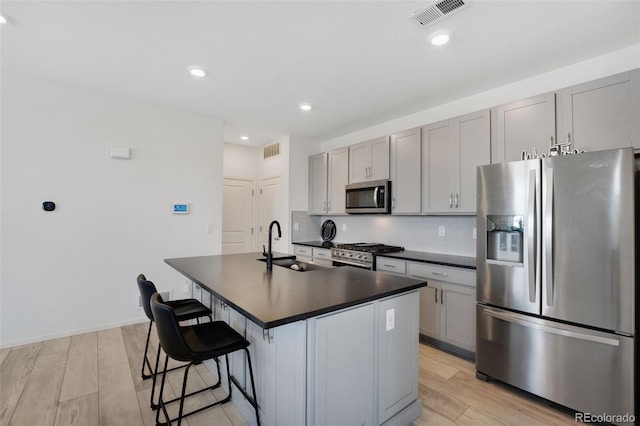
[
  {"left": 165, "top": 252, "right": 426, "bottom": 329},
  {"left": 377, "top": 250, "right": 476, "bottom": 270},
  {"left": 292, "top": 240, "right": 337, "bottom": 248},
  {"left": 293, "top": 241, "right": 476, "bottom": 270}
]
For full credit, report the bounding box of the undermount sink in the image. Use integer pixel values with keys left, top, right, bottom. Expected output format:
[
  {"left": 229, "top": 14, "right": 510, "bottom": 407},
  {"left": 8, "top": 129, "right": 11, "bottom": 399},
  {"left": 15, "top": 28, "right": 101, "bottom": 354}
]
[{"left": 258, "top": 257, "right": 325, "bottom": 272}]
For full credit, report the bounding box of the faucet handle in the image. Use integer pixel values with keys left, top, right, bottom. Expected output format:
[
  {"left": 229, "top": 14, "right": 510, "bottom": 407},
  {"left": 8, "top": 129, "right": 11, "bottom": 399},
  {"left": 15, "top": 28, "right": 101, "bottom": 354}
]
[{"left": 262, "top": 245, "right": 267, "bottom": 256}]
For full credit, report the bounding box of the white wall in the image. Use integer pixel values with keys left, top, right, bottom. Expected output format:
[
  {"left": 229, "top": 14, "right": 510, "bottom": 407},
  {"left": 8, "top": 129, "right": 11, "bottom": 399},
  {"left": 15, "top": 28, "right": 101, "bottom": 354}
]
[
  {"left": 0, "top": 73, "right": 224, "bottom": 347},
  {"left": 223, "top": 142, "right": 260, "bottom": 179}
]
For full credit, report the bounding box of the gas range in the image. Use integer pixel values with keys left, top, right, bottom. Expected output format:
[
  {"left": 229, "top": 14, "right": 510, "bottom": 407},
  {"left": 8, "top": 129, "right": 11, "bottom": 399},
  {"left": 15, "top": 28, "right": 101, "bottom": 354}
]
[{"left": 331, "top": 243, "right": 404, "bottom": 270}]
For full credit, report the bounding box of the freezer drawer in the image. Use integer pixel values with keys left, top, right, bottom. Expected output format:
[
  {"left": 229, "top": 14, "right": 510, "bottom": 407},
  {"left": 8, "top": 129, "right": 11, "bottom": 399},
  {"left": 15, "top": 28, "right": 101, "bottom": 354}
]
[{"left": 476, "top": 305, "right": 634, "bottom": 421}]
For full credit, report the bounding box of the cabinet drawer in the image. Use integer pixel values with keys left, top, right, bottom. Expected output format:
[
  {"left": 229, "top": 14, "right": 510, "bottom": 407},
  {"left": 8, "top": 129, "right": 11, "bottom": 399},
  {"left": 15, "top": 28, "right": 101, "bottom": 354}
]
[
  {"left": 407, "top": 262, "right": 475, "bottom": 287},
  {"left": 313, "top": 248, "right": 332, "bottom": 259},
  {"left": 294, "top": 245, "right": 313, "bottom": 257},
  {"left": 376, "top": 257, "right": 407, "bottom": 275}
]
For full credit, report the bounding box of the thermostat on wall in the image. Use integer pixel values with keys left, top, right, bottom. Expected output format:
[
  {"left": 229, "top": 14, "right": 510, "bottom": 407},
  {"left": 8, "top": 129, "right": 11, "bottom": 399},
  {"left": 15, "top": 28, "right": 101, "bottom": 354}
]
[{"left": 172, "top": 203, "right": 189, "bottom": 214}]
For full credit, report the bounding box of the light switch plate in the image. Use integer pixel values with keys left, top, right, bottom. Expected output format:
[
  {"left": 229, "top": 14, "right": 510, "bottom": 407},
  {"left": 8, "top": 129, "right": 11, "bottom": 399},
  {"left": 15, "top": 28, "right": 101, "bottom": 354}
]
[{"left": 438, "top": 226, "right": 446, "bottom": 237}]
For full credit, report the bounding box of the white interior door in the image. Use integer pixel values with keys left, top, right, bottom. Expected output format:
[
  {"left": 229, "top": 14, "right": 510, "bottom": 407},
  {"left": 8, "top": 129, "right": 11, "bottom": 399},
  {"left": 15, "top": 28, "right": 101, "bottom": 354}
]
[
  {"left": 259, "top": 176, "right": 282, "bottom": 253},
  {"left": 222, "top": 178, "right": 255, "bottom": 254}
]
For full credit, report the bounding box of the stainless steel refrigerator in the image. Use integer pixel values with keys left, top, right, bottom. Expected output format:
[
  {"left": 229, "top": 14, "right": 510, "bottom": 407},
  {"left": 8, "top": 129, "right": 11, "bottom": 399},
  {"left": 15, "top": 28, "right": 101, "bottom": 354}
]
[{"left": 476, "top": 147, "right": 636, "bottom": 421}]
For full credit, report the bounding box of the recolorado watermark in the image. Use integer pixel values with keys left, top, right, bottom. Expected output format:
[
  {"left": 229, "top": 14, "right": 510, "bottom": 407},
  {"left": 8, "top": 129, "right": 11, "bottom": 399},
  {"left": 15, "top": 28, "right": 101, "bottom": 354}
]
[{"left": 575, "top": 412, "right": 635, "bottom": 423}]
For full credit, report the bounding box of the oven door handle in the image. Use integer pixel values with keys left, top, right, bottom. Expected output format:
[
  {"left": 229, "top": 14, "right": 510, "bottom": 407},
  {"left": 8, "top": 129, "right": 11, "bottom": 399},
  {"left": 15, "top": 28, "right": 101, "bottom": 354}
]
[{"left": 373, "top": 187, "right": 379, "bottom": 206}]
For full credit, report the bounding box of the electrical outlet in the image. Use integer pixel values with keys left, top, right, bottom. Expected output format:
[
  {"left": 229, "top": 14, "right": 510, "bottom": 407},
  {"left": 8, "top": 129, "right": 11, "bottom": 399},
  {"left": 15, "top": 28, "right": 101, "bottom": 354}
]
[
  {"left": 342, "top": 223, "right": 347, "bottom": 232},
  {"left": 386, "top": 308, "right": 395, "bottom": 331},
  {"left": 207, "top": 224, "right": 214, "bottom": 233},
  {"left": 473, "top": 227, "right": 477, "bottom": 239},
  {"left": 294, "top": 222, "right": 300, "bottom": 231},
  {"left": 438, "top": 226, "right": 446, "bottom": 237}
]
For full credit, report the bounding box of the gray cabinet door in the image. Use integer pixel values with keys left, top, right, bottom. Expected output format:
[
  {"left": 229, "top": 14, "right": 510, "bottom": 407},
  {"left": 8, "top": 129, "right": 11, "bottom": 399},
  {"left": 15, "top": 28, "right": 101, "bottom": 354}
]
[
  {"left": 422, "top": 120, "right": 454, "bottom": 213},
  {"left": 494, "top": 93, "right": 556, "bottom": 163},
  {"left": 456, "top": 110, "right": 490, "bottom": 213},
  {"left": 557, "top": 70, "right": 640, "bottom": 152},
  {"left": 327, "top": 147, "right": 348, "bottom": 214},
  {"left": 311, "top": 304, "right": 375, "bottom": 426},
  {"left": 377, "top": 292, "right": 419, "bottom": 424},
  {"left": 369, "top": 137, "right": 390, "bottom": 181},
  {"left": 391, "top": 128, "right": 421, "bottom": 214},
  {"left": 418, "top": 284, "right": 440, "bottom": 338},
  {"left": 439, "top": 282, "right": 475, "bottom": 351},
  {"left": 308, "top": 153, "right": 328, "bottom": 215},
  {"left": 229, "top": 307, "right": 247, "bottom": 390},
  {"left": 349, "top": 141, "right": 371, "bottom": 183}
]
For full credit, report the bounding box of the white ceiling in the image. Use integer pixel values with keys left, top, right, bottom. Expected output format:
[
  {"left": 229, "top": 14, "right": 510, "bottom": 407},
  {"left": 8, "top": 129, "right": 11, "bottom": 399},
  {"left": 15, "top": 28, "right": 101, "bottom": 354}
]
[{"left": 2, "top": 1, "right": 639, "bottom": 147}]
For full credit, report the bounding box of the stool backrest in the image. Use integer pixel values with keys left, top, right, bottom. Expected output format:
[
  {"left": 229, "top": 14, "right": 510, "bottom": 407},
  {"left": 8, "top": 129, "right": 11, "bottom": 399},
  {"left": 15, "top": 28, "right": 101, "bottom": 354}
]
[
  {"left": 150, "top": 293, "right": 195, "bottom": 362},
  {"left": 136, "top": 274, "right": 157, "bottom": 321}
]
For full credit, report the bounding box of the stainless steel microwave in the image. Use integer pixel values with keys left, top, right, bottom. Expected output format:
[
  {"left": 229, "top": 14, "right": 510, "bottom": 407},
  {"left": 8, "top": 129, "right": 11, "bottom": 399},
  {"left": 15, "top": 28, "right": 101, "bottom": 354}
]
[{"left": 345, "top": 180, "right": 391, "bottom": 214}]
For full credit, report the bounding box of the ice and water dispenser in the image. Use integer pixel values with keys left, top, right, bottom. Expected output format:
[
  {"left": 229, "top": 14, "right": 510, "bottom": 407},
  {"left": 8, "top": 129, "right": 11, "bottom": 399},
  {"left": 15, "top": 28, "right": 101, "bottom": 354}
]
[{"left": 486, "top": 215, "right": 524, "bottom": 264}]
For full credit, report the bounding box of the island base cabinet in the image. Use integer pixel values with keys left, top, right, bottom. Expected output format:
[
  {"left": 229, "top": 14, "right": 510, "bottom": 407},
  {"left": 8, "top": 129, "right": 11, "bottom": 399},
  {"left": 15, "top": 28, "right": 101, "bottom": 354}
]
[
  {"left": 307, "top": 304, "right": 375, "bottom": 426},
  {"left": 376, "top": 292, "right": 419, "bottom": 424},
  {"left": 225, "top": 320, "right": 307, "bottom": 426}
]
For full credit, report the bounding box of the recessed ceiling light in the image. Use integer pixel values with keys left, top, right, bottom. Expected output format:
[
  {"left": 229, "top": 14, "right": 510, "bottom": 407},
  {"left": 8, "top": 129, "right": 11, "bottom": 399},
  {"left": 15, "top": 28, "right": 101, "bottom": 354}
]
[
  {"left": 299, "top": 103, "right": 312, "bottom": 111},
  {"left": 188, "top": 66, "right": 206, "bottom": 78},
  {"left": 240, "top": 136, "right": 249, "bottom": 141},
  {"left": 0, "top": 15, "right": 7, "bottom": 24},
  {"left": 429, "top": 30, "right": 451, "bottom": 46}
]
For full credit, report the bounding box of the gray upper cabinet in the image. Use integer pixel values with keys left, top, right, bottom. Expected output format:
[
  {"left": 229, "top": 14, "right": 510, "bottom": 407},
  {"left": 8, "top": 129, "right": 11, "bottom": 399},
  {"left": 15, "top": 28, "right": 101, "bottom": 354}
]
[
  {"left": 493, "top": 69, "right": 639, "bottom": 162},
  {"left": 349, "top": 137, "right": 390, "bottom": 183},
  {"left": 308, "top": 152, "right": 328, "bottom": 215},
  {"left": 556, "top": 70, "right": 640, "bottom": 152},
  {"left": 493, "top": 93, "right": 556, "bottom": 163},
  {"left": 422, "top": 110, "right": 490, "bottom": 214},
  {"left": 390, "top": 128, "right": 421, "bottom": 214},
  {"left": 308, "top": 148, "right": 348, "bottom": 215}
]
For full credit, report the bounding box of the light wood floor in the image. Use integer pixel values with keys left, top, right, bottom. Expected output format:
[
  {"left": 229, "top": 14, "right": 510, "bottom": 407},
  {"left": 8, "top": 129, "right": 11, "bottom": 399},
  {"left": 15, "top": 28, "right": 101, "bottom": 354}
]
[{"left": 0, "top": 322, "right": 576, "bottom": 426}]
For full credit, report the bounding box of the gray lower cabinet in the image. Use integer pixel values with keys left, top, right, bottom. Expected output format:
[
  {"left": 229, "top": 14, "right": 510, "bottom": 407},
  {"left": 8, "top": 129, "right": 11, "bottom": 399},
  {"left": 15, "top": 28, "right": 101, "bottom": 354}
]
[
  {"left": 377, "top": 258, "right": 476, "bottom": 354},
  {"left": 308, "top": 304, "right": 375, "bottom": 426},
  {"left": 376, "top": 292, "right": 419, "bottom": 424}
]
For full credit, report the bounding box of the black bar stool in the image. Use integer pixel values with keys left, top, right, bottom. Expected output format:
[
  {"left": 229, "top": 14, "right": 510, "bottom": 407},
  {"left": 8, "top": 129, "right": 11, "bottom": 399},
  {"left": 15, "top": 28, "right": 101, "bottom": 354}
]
[
  {"left": 150, "top": 292, "right": 260, "bottom": 426},
  {"left": 136, "top": 274, "right": 213, "bottom": 409}
]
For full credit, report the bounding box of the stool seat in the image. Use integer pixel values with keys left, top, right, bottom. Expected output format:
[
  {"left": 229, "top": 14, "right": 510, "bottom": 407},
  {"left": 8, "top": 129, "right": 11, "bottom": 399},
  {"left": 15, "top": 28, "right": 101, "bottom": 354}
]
[
  {"left": 182, "top": 321, "right": 250, "bottom": 361},
  {"left": 165, "top": 299, "right": 214, "bottom": 322}
]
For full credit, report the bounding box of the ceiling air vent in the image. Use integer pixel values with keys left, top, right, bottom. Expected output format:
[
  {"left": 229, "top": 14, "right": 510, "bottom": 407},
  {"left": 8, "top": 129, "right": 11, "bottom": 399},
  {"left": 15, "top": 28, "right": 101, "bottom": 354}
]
[
  {"left": 263, "top": 142, "right": 280, "bottom": 159},
  {"left": 409, "top": 0, "right": 468, "bottom": 28}
]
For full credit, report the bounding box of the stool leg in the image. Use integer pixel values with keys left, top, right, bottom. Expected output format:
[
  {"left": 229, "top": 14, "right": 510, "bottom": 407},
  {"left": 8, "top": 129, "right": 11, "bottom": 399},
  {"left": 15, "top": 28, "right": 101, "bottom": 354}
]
[
  {"left": 141, "top": 321, "right": 154, "bottom": 380},
  {"left": 149, "top": 344, "right": 162, "bottom": 410},
  {"left": 176, "top": 363, "right": 194, "bottom": 426},
  {"left": 156, "top": 354, "right": 171, "bottom": 426},
  {"left": 245, "top": 348, "right": 261, "bottom": 426}
]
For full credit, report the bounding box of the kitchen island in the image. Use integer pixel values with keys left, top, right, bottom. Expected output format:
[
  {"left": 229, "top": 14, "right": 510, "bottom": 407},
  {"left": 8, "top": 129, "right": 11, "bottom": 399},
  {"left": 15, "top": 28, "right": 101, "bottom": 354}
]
[{"left": 165, "top": 252, "right": 427, "bottom": 426}]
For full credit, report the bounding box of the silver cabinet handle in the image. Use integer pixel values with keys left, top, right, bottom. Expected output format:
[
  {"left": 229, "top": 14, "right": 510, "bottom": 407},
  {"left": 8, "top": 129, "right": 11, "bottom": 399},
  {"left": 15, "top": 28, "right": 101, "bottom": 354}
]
[
  {"left": 484, "top": 308, "right": 620, "bottom": 347},
  {"left": 454, "top": 193, "right": 459, "bottom": 208},
  {"left": 440, "top": 289, "right": 444, "bottom": 304},
  {"left": 373, "top": 186, "right": 379, "bottom": 206},
  {"left": 544, "top": 167, "right": 554, "bottom": 306},
  {"left": 327, "top": 201, "right": 331, "bottom": 212},
  {"left": 431, "top": 271, "right": 448, "bottom": 277},
  {"left": 382, "top": 264, "right": 396, "bottom": 268},
  {"left": 449, "top": 193, "right": 453, "bottom": 208},
  {"left": 323, "top": 201, "right": 327, "bottom": 213},
  {"left": 434, "top": 288, "right": 438, "bottom": 304}
]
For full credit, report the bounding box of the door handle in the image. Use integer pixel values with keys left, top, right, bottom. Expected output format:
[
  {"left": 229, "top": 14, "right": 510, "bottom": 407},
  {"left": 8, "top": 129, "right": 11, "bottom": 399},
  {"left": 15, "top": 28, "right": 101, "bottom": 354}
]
[
  {"left": 484, "top": 308, "right": 620, "bottom": 347},
  {"left": 544, "top": 167, "right": 554, "bottom": 306}
]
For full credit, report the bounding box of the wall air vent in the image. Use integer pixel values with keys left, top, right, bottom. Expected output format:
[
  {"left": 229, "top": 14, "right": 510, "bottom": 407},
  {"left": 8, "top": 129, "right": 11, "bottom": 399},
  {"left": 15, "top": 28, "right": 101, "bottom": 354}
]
[
  {"left": 263, "top": 142, "right": 280, "bottom": 159},
  {"left": 409, "top": 0, "right": 468, "bottom": 28}
]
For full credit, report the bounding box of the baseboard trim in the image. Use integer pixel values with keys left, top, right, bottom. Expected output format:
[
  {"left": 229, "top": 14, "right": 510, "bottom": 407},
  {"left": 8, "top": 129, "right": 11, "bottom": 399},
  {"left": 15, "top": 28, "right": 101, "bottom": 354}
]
[
  {"left": 1, "top": 317, "right": 148, "bottom": 349},
  {"left": 419, "top": 334, "right": 476, "bottom": 362}
]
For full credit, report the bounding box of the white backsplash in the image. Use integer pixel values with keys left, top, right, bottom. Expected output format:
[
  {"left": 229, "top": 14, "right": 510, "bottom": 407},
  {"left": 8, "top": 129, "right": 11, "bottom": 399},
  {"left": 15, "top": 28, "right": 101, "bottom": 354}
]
[{"left": 317, "top": 214, "right": 477, "bottom": 257}]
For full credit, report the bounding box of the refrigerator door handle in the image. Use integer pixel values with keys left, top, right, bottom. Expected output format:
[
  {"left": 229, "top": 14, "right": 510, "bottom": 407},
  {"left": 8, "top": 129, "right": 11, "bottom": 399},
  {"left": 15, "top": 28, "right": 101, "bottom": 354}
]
[
  {"left": 544, "top": 167, "right": 554, "bottom": 307},
  {"left": 527, "top": 169, "right": 537, "bottom": 303},
  {"left": 484, "top": 308, "right": 620, "bottom": 347}
]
